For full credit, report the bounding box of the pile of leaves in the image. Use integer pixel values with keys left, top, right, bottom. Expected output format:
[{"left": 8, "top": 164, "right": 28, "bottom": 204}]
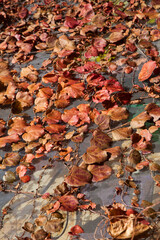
[{"left": 0, "top": 0, "right": 160, "bottom": 239}]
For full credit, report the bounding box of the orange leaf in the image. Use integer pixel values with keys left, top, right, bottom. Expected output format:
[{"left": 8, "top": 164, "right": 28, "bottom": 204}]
[{"left": 138, "top": 61, "right": 157, "bottom": 81}]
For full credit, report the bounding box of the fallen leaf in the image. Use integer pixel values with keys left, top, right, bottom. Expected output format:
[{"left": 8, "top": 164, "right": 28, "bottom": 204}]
[
  {"left": 88, "top": 164, "right": 112, "bottom": 182},
  {"left": 68, "top": 225, "right": 84, "bottom": 235},
  {"left": 138, "top": 61, "right": 157, "bottom": 81},
  {"left": 59, "top": 195, "right": 79, "bottom": 212},
  {"left": 65, "top": 166, "right": 92, "bottom": 187},
  {"left": 83, "top": 146, "right": 108, "bottom": 164}
]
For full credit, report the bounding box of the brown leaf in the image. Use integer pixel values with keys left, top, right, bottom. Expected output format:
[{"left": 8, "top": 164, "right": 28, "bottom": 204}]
[
  {"left": 108, "top": 214, "right": 150, "bottom": 239},
  {"left": 149, "top": 162, "right": 160, "bottom": 172},
  {"left": 109, "top": 31, "right": 124, "bottom": 43},
  {"left": 107, "top": 107, "right": 129, "bottom": 121},
  {"left": 20, "top": 65, "right": 38, "bottom": 82},
  {"left": 130, "top": 112, "right": 151, "bottom": 129},
  {"left": 42, "top": 71, "right": 58, "bottom": 83},
  {"left": 23, "top": 222, "right": 34, "bottom": 233},
  {"left": 83, "top": 146, "right": 108, "bottom": 164},
  {"left": 44, "top": 219, "right": 64, "bottom": 233},
  {"left": 3, "top": 152, "right": 20, "bottom": 166},
  {"left": 32, "top": 229, "right": 48, "bottom": 240},
  {"left": 94, "top": 114, "right": 110, "bottom": 130},
  {"left": 112, "top": 127, "right": 132, "bottom": 141},
  {"left": 91, "top": 129, "right": 112, "bottom": 149},
  {"left": 59, "top": 35, "right": 75, "bottom": 51},
  {"left": 65, "top": 166, "right": 92, "bottom": 187},
  {"left": 105, "top": 146, "right": 122, "bottom": 160},
  {"left": 16, "top": 91, "right": 34, "bottom": 108},
  {"left": 35, "top": 215, "right": 47, "bottom": 227},
  {"left": 128, "top": 149, "right": 141, "bottom": 165},
  {"left": 88, "top": 164, "right": 112, "bottom": 182}
]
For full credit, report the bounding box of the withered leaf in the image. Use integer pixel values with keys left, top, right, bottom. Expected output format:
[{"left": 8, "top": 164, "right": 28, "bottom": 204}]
[
  {"left": 130, "top": 112, "right": 151, "bottom": 129},
  {"left": 22, "top": 125, "right": 45, "bottom": 142},
  {"left": 23, "top": 222, "right": 34, "bottom": 233},
  {"left": 44, "top": 219, "right": 64, "bottom": 233},
  {"left": 91, "top": 129, "right": 112, "bottom": 149},
  {"left": 107, "top": 107, "right": 129, "bottom": 121},
  {"left": 138, "top": 61, "right": 157, "bottom": 81},
  {"left": 59, "top": 195, "right": 79, "bottom": 212},
  {"left": 112, "top": 127, "right": 132, "bottom": 141},
  {"left": 87, "top": 164, "right": 112, "bottom": 182},
  {"left": 94, "top": 114, "right": 110, "bottom": 130},
  {"left": 149, "top": 162, "right": 160, "bottom": 172},
  {"left": 3, "top": 152, "right": 20, "bottom": 166},
  {"left": 31, "top": 229, "right": 48, "bottom": 240},
  {"left": 128, "top": 149, "right": 141, "bottom": 165},
  {"left": 82, "top": 146, "right": 108, "bottom": 164},
  {"left": 65, "top": 166, "right": 92, "bottom": 187}
]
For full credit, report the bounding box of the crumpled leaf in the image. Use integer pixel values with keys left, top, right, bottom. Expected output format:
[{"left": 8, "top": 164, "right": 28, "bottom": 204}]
[
  {"left": 59, "top": 35, "right": 75, "bottom": 51},
  {"left": 65, "top": 166, "right": 92, "bottom": 187},
  {"left": 20, "top": 65, "right": 38, "bottom": 82},
  {"left": 105, "top": 203, "right": 150, "bottom": 239},
  {"left": 108, "top": 214, "right": 150, "bottom": 239},
  {"left": 16, "top": 165, "right": 27, "bottom": 179},
  {"left": 16, "top": 91, "right": 34, "bottom": 109},
  {"left": 3, "top": 171, "right": 16, "bottom": 183},
  {"left": 44, "top": 218, "right": 64, "bottom": 233},
  {"left": 82, "top": 146, "right": 108, "bottom": 164},
  {"left": 87, "top": 164, "right": 112, "bottom": 182},
  {"left": 42, "top": 71, "right": 58, "bottom": 83},
  {"left": 138, "top": 61, "right": 157, "bottom": 81},
  {"left": 92, "top": 89, "right": 110, "bottom": 103},
  {"left": 31, "top": 229, "right": 48, "bottom": 240},
  {"left": 43, "top": 109, "right": 61, "bottom": 124}
]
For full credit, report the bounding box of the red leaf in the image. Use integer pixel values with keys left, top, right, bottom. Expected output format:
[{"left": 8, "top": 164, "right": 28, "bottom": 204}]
[
  {"left": 93, "top": 89, "right": 110, "bottom": 103},
  {"left": 138, "top": 61, "right": 157, "bottom": 81},
  {"left": 84, "top": 46, "right": 98, "bottom": 58},
  {"left": 59, "top": 195, "right": 79, "bottom": 212},
  {"left": 88, "top": 164, "right": 112, "bottom": 182},
  {"left": 126, "top": 209, "right": 137, "bottom": 216},
  {"left": 20, "top": 175, "right": 30, "bottom": 183},
  {"left": 19, "top": 7, "right": 28, "bottom": 19},
  {"left": 69, "top": 225, "right": 84, "bottom": 235},
  {"left": 65, "top": 166, "right": 92, "bottom": 187},
  {"left": 64, "top": 16, "right": 79, "bottom": 28}
]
